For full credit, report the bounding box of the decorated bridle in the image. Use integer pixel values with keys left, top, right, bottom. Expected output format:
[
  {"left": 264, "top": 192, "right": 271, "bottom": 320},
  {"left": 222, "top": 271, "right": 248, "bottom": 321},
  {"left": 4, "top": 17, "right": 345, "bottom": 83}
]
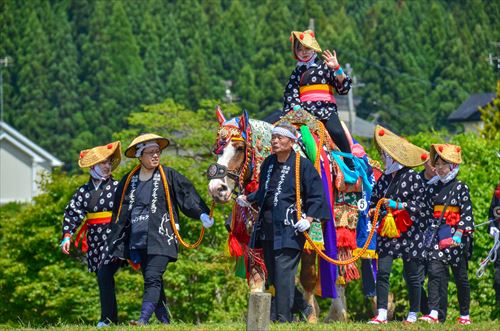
[{"left": 207, "top": 107, "right": 255, "bottom": 194}]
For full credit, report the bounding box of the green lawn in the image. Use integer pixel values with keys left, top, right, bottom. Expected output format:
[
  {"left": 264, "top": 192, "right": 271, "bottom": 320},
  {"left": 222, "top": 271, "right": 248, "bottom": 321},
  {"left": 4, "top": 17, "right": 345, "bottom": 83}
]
[{"left": 2, "top": 321, "right": 499, "bottom": 331}]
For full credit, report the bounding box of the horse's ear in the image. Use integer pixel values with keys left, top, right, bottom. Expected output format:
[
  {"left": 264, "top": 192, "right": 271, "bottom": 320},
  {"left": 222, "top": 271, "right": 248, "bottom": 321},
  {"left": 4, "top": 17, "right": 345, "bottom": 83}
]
[
  {"left": 215, "top": 105, "right": 226, "bottom": 125},
  {"left": 239, "top": 109, "right": 250, "bottom": 139},
  {"left": 240, "top": 109, "right": 250, "bottom": 129}
]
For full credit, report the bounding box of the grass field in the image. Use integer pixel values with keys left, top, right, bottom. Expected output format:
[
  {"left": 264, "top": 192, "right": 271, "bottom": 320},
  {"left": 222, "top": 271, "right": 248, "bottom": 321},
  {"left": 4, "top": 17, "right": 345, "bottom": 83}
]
[{"left": 1, "top": 321, "right": 499, "bottom": 331}]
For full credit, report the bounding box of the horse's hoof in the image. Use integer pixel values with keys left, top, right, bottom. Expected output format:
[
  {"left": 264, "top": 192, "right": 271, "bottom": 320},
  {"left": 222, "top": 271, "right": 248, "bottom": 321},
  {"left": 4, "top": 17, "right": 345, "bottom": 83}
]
[
  {"left": 307, "top": 312, "right": 318, "bottom": 324},
  {"left": 301, "top": 304, "right": 317, "bottom": 324}
]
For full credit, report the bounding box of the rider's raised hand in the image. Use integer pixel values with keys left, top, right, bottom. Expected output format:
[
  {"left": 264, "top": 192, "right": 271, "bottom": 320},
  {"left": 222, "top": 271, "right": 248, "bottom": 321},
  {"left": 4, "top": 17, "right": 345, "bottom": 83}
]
[{"left": 322, "top": 50, "right": 339, "bottom": 70}]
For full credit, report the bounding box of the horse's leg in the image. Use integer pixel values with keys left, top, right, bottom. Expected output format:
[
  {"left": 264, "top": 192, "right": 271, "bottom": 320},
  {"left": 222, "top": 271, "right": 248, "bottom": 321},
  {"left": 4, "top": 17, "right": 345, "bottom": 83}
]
[
  {"left": 248, "top": 248, "right": 265, "bottom": 293},
  {"left": 388, "top": 292, "right": 395, "bottom": 320},
  {"left": 325, "top": 284, "right": 348, "bottom": 322},
  {"left": 249, "top": 269, "right": 264, "bottom": 293},
  {"left": 300, "top": 251, "right": 320, "bottom": 319},
  {"left": 369, "top": 296, "right": 377, "bottom": 316}
]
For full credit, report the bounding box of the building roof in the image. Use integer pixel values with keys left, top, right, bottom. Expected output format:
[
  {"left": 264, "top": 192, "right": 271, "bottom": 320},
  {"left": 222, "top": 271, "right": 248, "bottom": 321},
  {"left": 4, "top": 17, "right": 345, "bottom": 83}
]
[
  {"left": 0, "top": 121, "right": 63, "bottom": 167},
  {"left": 448, "top": 93, "right": 495, "bottom": 122}
]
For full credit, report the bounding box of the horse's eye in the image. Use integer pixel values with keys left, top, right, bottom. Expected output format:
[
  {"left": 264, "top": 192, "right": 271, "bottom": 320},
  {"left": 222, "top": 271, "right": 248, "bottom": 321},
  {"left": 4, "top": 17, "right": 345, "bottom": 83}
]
[{"left": 236, "top": 146, "right": 245, "bottom": 152}]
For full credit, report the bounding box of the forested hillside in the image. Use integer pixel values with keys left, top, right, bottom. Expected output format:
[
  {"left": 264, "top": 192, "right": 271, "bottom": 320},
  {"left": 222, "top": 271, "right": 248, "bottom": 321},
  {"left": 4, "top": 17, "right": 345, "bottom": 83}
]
[{"left": 0, "top": 0, "right": 498, "bottom": 167}]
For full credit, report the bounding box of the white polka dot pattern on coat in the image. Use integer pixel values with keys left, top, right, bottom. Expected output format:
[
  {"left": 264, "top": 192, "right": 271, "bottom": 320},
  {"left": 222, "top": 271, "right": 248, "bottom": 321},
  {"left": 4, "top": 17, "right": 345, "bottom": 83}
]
[{"left": 62, "top": 177, "right": 119, "bottom": 272}]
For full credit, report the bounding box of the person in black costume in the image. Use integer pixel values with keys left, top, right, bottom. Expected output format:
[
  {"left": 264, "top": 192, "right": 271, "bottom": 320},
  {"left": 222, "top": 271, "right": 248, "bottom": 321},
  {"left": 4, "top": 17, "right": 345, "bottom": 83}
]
[
  {"left": 282, "top": 29, "right": 354, "bottom": 169},
  {"left": 104, "top": 133, "right": 214, "bottom": 325},
  {"left": 60, "top": 141, "right": 122, "bottom": 327}
]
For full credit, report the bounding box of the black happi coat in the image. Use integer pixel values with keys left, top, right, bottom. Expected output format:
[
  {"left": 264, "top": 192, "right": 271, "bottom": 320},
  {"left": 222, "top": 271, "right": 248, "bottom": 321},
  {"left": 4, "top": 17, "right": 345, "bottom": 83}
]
[
  {"left": 281, "top": 56, "right": 352, "bottom": 120},
  {"left": 250, "top": 152, "right": 330, "bottom": 251},
  {"left": 370, "top": 167, "right": 426, "bottom": 260},
  {"left": 63, "top": 177, "right": 119, "bottom": 272},
  {"left": 423, "top": 179, "right": 475, "bottom": 266},
  {"left": 105, "top": 165, "right": 209, "bottom": 261}
]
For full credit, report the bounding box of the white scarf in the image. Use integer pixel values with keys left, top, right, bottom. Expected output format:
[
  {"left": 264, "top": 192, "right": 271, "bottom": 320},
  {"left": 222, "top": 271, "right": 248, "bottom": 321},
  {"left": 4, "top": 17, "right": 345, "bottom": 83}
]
[
  {"left": 426, "top": 175, "right": 441, "bottom": 185},
  {"left": 272, "top": 127, "right": 297, "bottom": 140},
  {"left": 383, "top": 152, "right": 404, "bottom": 175},
  {"left": 135, "top": 142, "right": 160, "bottom": 157},
  {"left": 90, "top": 164, "right": 109, "bottom": 181},
  {"left": 439, "top": 164, "right": 459, "bottom": 184}
]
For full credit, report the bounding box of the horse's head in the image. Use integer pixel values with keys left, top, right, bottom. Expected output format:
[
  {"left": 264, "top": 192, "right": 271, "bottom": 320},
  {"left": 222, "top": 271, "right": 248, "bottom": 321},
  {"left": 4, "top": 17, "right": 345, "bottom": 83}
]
[{"left": 208, "top": 106, "right": 252, "bottom": 203}]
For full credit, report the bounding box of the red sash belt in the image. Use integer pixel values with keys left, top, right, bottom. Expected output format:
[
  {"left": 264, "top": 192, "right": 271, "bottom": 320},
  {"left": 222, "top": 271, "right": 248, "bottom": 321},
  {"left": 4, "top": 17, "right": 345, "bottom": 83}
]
[
  {"left": 75, "top": 211, "right": 112, "bottom": 253},
  {"left": 299, "top": 84, "right": 336, "bottom": 103},
  {"left": 433, "top": 205, "right": 460, "bottom": 227}
]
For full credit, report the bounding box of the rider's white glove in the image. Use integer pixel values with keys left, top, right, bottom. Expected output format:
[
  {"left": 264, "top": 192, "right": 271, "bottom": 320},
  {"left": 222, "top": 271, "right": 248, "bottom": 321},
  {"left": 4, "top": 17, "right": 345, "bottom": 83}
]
[
  {"left": 294, "top": 218, "right": 311, "bottom": 232},
  {"left": 490, "top": 226, "right": 499, "bottom": 238},
  {"left": 200, "top": 213, "right": 214, "bottom": 228}
]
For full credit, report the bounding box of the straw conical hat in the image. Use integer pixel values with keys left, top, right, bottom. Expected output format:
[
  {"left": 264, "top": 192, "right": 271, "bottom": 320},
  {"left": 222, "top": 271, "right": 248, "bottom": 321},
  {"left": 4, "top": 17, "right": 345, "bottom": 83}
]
[
  {"left": 430, "top": 144, "right": 462, "bottom": 166},
  {"left": 374, "top": 125, "right": 428, "bottom": 168},
  {"left": 125, "top": 133, "right": 169, "bottom": 158},
  {"left": 78, "top": 141, "right": 121, "bottom": 170},
  {"left": 290, "top": 30, "right": 322, "bottom": 56}
]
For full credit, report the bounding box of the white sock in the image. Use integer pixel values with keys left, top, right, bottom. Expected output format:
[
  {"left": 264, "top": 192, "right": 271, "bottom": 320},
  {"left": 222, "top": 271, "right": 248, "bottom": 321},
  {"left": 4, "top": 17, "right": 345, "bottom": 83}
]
[
  {"left": 377, "top": 308, "right": 387, "bottom": 320},
  {"left": 406, "top": 311, "right": 417, "bottom": 323},
  {"left": 429, "top": 310, "right": 438, "bottom": 319},
  {"left": 460, "top": 315, "right": 470, "bottom": 320}
]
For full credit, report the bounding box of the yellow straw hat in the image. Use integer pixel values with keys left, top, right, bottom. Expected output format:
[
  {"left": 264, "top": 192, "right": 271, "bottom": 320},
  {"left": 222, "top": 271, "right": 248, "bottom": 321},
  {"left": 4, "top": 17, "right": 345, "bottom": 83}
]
[
  {"left": 78, "top": 141, "right": 121, "bottom": 170},
  {"left": 374, "top": 125, "right": 428, "bottom": 168},
  {"left": 290, "top": 30, "right": 322, "bottom": 57},
  {"left": 430, "top": 144, "right": 462, "bottom": 166},
  {"left": 125, "top": 133, "right": 169, "bottom": 158}
]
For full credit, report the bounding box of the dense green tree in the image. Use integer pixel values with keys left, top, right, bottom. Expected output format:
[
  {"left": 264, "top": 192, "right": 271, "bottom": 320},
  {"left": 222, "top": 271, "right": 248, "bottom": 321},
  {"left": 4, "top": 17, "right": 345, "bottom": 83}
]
[
  {"left": 46, "top": 1, "right": 82, "bottom": 167},
  {"left": 0, "top": 0, "right": 20, "bottom": 125},
  {"left": 480, "top": 81, "right": 500, "bottom": 141},
  {"left": 251, "top": 0, "right": 294, "bottom": 116},
  {"left": 234, "top": 64, "right": 261, "bottom": 114},
  {"left": 137, "top": 9, "right": 163, "bottom": 104},
  {"left": 13, "top": 8, "right": 53, "bottom": 146},
  {"left": 165, "top": 58, "right": 189, "bottom": 103},
  {"left": 78, "top": 0, "right": 144, "bottom": 149},
  {"left": 1, "top": 0, "right": 497, "bottom": 168}
]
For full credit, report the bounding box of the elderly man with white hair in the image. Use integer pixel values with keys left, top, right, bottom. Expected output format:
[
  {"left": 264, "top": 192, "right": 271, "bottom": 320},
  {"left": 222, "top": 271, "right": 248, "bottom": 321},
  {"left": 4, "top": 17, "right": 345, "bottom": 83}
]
[{"left": 239, "top": 122, "right": 329, "bottom": 323}]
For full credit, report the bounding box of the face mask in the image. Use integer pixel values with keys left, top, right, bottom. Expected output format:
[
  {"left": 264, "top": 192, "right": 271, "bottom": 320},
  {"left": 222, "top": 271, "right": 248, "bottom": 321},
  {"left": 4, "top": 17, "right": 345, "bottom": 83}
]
[
  {"left": 383, "top": 152, "right": 403, "bottom": 175},
  {"left": 90, "top": 164, "right": 110, "bottom": 181},
  {"left": 439, "top": 165, "right": 459, "bottom": 184}
]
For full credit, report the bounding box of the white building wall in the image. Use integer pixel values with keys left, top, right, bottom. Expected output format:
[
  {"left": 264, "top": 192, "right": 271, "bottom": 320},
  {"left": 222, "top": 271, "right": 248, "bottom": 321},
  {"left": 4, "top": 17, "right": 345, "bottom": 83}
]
[{"left": 0, "top": 139, "right": 34, "bottom": 203}]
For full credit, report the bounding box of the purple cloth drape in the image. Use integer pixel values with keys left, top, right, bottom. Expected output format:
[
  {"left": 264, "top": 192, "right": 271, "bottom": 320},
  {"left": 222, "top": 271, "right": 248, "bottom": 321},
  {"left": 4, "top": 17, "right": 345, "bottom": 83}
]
[{"left": 319, "top": 163, "right": 338, "bottom": 298}]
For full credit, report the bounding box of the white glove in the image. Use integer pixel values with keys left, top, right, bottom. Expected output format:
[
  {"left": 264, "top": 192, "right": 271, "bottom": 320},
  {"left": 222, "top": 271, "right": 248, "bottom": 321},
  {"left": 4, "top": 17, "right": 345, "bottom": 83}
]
[
  {"left": 294, "top": 218, "right": 311, "bottom": 232},
  {"left": 236, "top": 195, "right": 250, "bottom": 207},
  {"left": 490, "top": 226, "right": 499, "bottom": 237},
  {"left": 200, "top": 213, "right": 214, "bottom": 228}
]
